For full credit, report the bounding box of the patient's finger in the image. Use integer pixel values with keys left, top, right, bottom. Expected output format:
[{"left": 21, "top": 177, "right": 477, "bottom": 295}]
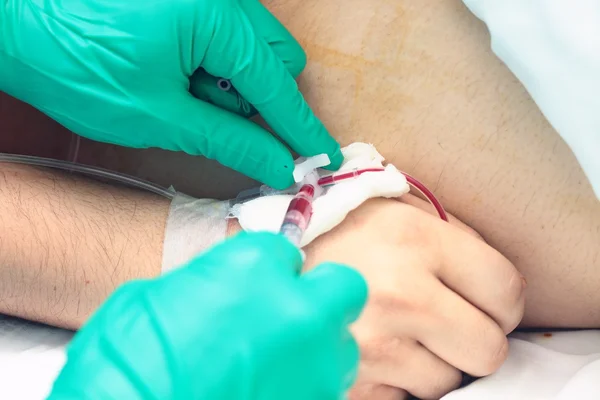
[
  {"left": 349, "top": 383, "right": 407, "bottom": 400},
  {"left": 415, "top": 276, "right": 509, "bottom": 377},
  {"left": 432, "top": 217, "right": 525, "bottom": 333},
  {"left": 360, "top": 338, "right": 461, "bottom": 400},
  {"left": 394, "top": 194, "right": 521, "bottom": 331}
]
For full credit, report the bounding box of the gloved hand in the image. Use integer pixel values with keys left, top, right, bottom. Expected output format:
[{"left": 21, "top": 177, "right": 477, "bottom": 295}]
[
  {"left": 0, "top": 0, "right": 342, "bottom": 189},
  {"left": 47, "top": 232, "right": 367, "bottom": 400}
]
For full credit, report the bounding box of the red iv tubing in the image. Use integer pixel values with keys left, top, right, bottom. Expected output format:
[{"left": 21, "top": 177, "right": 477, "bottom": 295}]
[
  {"left": 319, "top": 168, "right": 448, "bottom": 222},
  {"left": 279, "top": 168, "right": 448, "bottom": 246}
]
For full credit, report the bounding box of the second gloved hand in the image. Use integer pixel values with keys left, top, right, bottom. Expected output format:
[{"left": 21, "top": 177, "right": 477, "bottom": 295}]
[
  {"left": 48, "top": 232, "right": 367, "bottom": 399},
  {"left": 0, "top": 0, "right": 342, "bottom": 189}
]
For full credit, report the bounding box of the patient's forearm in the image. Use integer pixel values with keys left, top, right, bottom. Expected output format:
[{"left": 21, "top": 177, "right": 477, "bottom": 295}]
[
  {"left": 0, "top": 164, "right": 167, "bottom": 329},
  {"left": 262, "top": 0, "right": 600, "bottom": 328},
  {"left": 2, "top": 0, "right": 599, "bottom": 329}
]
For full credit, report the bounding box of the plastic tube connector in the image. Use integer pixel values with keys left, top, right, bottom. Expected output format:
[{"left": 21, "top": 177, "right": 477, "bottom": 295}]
[{"left": 293, "top": 154, "right": 330, "bottom": 183}]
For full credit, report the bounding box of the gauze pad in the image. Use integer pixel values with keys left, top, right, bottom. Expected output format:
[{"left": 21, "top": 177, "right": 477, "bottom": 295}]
[{"left": 230, "top": 143, "right": 410, "bottom": 247}]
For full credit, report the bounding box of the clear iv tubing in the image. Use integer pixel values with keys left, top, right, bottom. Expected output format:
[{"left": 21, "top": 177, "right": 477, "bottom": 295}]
[
  {"left": 0, "top": 153, "right": 448, "bottom": 221},
  {"left": 0, "top": 153, "right": 175, "bottom": 199}
]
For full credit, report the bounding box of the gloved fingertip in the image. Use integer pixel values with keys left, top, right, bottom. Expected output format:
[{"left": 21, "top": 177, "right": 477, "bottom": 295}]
[
  {"left": 286, "top": 48, "right": 307, "bottom": 78},
  {"left": 321, "top": 146, "right": 343, "bottom": 171},
  {"left": 263, "top": 171, "right": 294, "bottom": 190},
  {"left": 303, "top": 263, "right": 368, "bottom": 324},
  {"left": 189, "top": 231, "right": 302, "bottom": 276},
  {"left": 258, "top": 155, "right": 295, "bottom": 190}
]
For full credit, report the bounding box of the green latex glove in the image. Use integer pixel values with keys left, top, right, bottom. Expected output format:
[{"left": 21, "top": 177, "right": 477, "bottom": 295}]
[
  {"left": 47, "top": 232, "right": 367, "bottom": 399},
  {"left": 0, "top": 0, "right": 342, "bottom": 189}
]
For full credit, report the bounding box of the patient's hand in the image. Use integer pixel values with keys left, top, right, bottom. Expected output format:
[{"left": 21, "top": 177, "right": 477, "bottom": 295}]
[{"left": 303, "top": 196, "right": 525, "bottom": 400}]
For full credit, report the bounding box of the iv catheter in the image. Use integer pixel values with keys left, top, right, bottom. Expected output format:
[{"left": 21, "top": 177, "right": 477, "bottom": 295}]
[
  {"left": 1, "top": 152, "right": 448, "bottom": 224},
  {"left": 235, "top": 168, "right": 449, "bottom": 222},
  {"left": 276, "top": 165, "right": 449, "bottom": 248}
]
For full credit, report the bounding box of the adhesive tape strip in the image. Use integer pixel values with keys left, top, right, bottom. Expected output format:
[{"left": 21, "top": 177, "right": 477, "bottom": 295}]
[{"left": 293, "top": 154, "right": 330, "bottom": 183}]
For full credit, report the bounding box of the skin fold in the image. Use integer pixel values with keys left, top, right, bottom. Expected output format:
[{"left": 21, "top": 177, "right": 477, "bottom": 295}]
[{"left": 0, "top": 0, "right": 599, "bottom": 333}]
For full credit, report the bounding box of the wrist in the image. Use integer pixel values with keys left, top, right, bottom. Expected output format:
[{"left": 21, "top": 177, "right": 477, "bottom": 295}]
[
  {"left": 0, "top": 163, "right": 169, "bottom": 329},
  {"left": 161, "top": 193, "right": 231, "bottom": 274}
]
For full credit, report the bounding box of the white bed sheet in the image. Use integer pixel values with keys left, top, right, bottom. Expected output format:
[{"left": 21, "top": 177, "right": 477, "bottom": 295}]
[
  {"left": 444, "top": 330, "right": 600, "bottom": 400},
  {"left": 1, "top": 314, "right": 599, "bottom": 399},
  {"left": 0, "top": 315, "right": 72, "bottom": 399}
]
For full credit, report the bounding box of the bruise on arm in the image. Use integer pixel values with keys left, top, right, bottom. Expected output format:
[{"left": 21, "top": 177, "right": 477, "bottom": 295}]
[{"left": 0, "top": 164, "right": 169, "bottom": 329}]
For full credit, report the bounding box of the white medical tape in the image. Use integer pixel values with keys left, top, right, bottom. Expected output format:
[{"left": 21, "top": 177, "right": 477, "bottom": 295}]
[{"left": 161, "top": 193, "right": 230, "bottom": 274}]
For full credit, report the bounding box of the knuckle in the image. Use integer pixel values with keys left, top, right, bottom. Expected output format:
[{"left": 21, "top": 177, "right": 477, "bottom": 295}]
[
  {"left": 462, "top": 224, "right": 485, "bottom": 241},
  {"left": 506, "top": 268, "right": 525, "bottom": 304},
  {"left": 357, "top": 335, "right": 411, "bottom": 367},
  {"left": 418, "top": 368, "right": 462, "bottom": 400},
  {"left": 343, "top": 205, "right": 377, "bottom": 232},
  {"left": 358, "top": 335, "right": 416, "bottom": 374},
  {"left": 479, "top": 333, "right": 509, "bottom": 376},
  {"left": 344, "top": 199, "right": 395, "bottom": 232},
  {"left": 369, "top": 290, "right": 401, "bottom": 316},
  {"left": 370, "top": 283, "right": 432, "bottom": 318},
  {"left": 394, "top": 204, "right": 431, "bottom": 239},
  {"left": 358, "top": 336, "right": 391, "bottom": 363},
  {"left": 499, "top": 269, "right": 526, "bottom": 333},
  {"left": 349, "top": 384, "right": 403, "bottom": 400}
]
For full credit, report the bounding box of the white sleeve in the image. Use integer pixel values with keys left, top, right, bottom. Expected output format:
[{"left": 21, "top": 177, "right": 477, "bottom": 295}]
[{"left": 463, "top": 0, "right": 600, "bottom": 198}]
